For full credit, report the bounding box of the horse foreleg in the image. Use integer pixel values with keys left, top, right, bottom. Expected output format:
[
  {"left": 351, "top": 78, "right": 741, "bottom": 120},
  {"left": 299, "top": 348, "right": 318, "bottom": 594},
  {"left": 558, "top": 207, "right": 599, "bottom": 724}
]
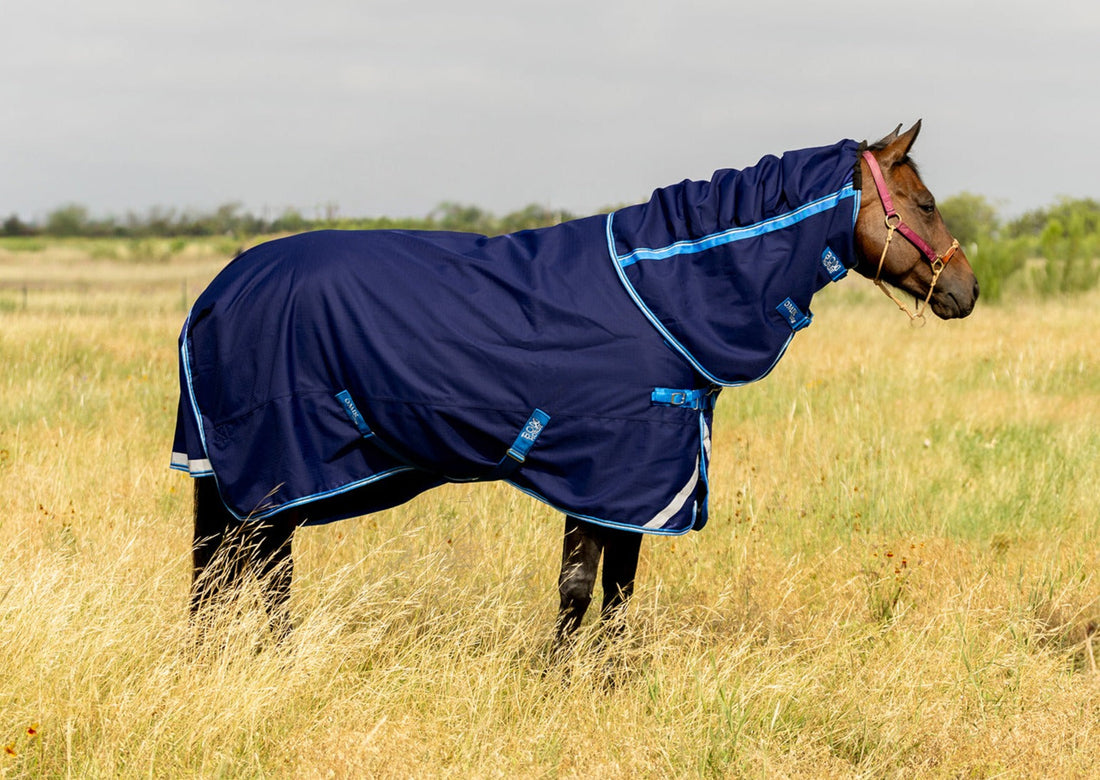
[
  {"left": 554, "top": 515, "right": 603, "bottom": 650},
  {"left": 190, "top": 476, "right": 297, "bottom": 637}
]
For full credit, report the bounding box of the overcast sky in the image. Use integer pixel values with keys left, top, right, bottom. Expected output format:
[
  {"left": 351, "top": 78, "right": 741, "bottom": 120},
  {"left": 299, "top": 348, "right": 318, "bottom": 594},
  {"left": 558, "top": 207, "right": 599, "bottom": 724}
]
[{"left": 3, "top": 0, "right": 1097, "bottom": 223}]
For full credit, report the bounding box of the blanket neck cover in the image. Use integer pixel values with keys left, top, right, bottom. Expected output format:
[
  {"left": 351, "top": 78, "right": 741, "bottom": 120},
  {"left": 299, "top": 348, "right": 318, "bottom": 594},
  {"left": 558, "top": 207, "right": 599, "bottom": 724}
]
[{"left": 172, "top": 139, "right": 862, "bottom": 535}]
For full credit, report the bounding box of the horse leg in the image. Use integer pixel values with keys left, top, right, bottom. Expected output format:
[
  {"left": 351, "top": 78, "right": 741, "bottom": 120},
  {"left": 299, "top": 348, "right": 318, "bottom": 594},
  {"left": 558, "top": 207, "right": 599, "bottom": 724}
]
[
  {"left": 247, "top": 510, "right": 297, "bottom": 638},
  {"left": 598, "top": 525, "right": 643, "bottom": 637},
  {"left": 190, "top": 476, "right": 297, "bottom": 637},
  {"left": 191, "top": 476, "right": 238, "bottom": 617},
  {"left": 554, "top": 515, "right": 603, "bottom": 650}
]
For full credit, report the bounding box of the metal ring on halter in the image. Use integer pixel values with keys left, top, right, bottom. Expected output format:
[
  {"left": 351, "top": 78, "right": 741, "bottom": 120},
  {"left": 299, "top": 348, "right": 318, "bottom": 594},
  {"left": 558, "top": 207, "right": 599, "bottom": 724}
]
[{"left": 862, "top": 149, "right": 961, "bottom": 324}]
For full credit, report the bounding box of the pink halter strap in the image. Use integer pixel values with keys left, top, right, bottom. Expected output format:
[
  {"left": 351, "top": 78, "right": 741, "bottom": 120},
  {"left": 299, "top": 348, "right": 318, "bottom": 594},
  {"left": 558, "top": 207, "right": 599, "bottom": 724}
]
[{"left": 861, "top": 150, "right": 940, "bottom": 265}]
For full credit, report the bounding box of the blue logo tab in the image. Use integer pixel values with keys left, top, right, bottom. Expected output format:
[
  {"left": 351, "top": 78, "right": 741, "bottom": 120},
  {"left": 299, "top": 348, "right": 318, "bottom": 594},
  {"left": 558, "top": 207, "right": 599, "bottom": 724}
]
[
  {"left": 776, "top": 298, "right": 813, "bottom": 331},
  {"left": 821, "top": 246, "right": 847, "bottom": 281},
  {"left": 336, "top": 390, "right": 374, "bottom": 438},
  {"left": 506, "top": 409, "right": 550, "bottom": 462}
]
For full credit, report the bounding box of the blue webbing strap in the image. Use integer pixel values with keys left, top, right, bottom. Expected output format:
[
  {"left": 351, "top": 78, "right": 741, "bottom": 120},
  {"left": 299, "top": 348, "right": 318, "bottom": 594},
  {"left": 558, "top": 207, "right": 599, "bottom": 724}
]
[
  {"left": 336, "top": 390, "right": 420, "bottom": 468},
  {"left": 492, "top": 408, "right": 551, "bottom": 480},
  {"left": 776, "top": 297, "right": 813, "bottom": 331},
  {"left": 651, "top": 388, "right": 717, "bottom": 410}
]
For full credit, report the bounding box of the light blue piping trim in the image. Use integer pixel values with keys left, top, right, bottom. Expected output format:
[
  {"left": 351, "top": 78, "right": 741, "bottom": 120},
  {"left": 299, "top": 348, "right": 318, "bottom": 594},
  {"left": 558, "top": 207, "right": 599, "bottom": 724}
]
[
  {"left": 698, "top": 411, "right": 710, "bottom": 525},
  {"left": 615, "top": 184, "right": 858, "bottom": 268},
  {"left": 232, "top": 465, "right": 420, "bottom": 523},
  {"left": 175, "top": 310, "right": 423, "bottom": 524},
  {"left": 178, "top": 307, "right": 214, "bottom": 469},
  {"left": 605, "top": 183, "right": 857, "bottom": 388},
  {"left": 606, "top": 214, "right": 795, "bottom": 388},
  {"left": 503, "top": 481, "right": 693, "bottom": 536}
]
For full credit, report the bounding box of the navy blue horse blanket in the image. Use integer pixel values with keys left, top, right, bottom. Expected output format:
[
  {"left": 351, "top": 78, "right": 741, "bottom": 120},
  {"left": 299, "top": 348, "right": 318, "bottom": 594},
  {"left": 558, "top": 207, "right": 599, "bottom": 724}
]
[{"left": 172, "top": 139, "right": 862, "bottom": 534}]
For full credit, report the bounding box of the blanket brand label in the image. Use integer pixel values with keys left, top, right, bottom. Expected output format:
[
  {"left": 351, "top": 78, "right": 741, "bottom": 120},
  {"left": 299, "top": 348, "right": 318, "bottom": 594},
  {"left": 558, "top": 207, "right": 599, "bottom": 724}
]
[
  {"left": 821, "top": 246, "right": 847, "bottom": 281},
  {"left": 506, "top": 409, "right": 550, "bottom": 462},
  {"left": 336, "top": 390, "right": 373, "bottom": 438},
  {"left": 777, "top": 298, "right": 812, "bottom": 331},
  {"left": 520, "top": 417, "right": 544, "bottom": 441}
]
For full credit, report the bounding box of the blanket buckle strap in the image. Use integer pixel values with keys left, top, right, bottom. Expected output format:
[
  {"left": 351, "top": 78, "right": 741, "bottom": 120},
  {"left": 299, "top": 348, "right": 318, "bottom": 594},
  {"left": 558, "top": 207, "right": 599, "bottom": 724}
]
[{"left": 651, "top": 387, "right": 717, "bottom": 411}]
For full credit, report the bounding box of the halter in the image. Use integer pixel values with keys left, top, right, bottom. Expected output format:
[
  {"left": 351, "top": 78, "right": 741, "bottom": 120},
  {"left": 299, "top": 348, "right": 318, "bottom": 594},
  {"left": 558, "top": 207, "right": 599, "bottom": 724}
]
[{"left": 861, "top": 150, "right": 959, "bottom": 325}]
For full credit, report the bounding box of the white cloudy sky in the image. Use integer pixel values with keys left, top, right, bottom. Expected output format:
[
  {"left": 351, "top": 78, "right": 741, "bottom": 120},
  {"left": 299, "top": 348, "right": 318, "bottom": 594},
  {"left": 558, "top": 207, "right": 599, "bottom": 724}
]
[{"left": 2, "top": 0, "right": 1097, "bottom": 222}]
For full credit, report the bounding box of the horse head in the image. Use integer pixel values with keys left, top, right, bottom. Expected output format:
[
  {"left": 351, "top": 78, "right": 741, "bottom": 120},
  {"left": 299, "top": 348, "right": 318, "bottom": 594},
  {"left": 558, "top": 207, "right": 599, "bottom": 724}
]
[{"left": 853, "top": 121, "right": 979, "bottom": 320}]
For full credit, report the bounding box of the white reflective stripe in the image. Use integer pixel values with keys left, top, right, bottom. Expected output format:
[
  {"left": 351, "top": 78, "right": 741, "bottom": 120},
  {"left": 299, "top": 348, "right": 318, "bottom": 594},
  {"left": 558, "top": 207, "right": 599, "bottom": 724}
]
[
  {"left": 643, "top": 452, "right": 700, "bottom": 530},
  {"left": 171, "top": 451, "right": 212, "bottom": 474}
]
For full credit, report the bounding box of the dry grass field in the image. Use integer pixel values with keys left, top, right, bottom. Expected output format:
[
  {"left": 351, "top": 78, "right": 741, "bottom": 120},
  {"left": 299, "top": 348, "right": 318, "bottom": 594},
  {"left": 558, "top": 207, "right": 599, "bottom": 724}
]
[{"left": 1, "top": 240, "right": 1098, "bottom": 777}]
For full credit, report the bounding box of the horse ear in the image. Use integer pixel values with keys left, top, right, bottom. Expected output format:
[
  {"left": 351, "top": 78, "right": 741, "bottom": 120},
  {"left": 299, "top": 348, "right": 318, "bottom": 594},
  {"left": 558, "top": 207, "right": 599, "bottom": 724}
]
[
  {"left": 877, "top": 124, "right": 903, "bottom": 145},
  {"left": 879, "top": 120, "right": 922, "bottom": 168}
]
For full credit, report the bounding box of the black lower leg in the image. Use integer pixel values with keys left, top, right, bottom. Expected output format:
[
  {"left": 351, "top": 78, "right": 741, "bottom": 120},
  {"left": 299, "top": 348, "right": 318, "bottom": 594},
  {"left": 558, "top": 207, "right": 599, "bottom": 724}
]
[
  {"left": 250, "top": 512, "right": 296, "bottom": 636},
  {"left": 190, "top": 476, "right": 297, "bottom": 634},
  {"left": 555, "top": 516, "right": 603, "bottom": 647},
  {"left": 191, "top": 476, "right": 238, "bottom": 616},
  {"left": 599, "top": 526, "right": 643, "bottom": 633}
]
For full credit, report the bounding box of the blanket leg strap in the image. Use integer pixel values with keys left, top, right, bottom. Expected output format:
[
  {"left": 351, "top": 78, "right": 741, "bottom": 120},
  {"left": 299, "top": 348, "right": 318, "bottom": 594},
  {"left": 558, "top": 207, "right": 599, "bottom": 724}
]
[
  {"left": 336, "top": 390, "right": 422, "bottom": 468},
  {"left": 338, "top": 391, "right": 549, "bottom": 482}
]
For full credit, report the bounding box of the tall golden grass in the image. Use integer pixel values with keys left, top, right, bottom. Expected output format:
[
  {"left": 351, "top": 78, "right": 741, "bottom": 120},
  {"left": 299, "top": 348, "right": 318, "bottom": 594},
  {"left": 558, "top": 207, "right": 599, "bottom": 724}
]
[{"left": 1, "top": 242, "right": 1098, "bottom": 777}]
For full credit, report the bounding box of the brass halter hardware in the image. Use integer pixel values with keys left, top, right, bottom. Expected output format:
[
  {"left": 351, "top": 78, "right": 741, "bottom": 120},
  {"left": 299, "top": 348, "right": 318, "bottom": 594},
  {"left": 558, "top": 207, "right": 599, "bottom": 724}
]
[{"left": 862, "top": 150, "right": 960, "bottom": 326}]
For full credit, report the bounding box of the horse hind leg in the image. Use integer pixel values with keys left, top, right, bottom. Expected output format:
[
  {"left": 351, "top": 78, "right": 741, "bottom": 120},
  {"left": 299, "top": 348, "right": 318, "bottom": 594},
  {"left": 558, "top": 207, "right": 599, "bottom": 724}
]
[
  {"left": 190, "top": 476, "right": 297, "bottom": 639},
  {"left": 598, "top": 525, "right": 643, "bottom": 637},
  {"left": 553, "top": 517, "right": 645, "bottom": 637},
  {"left": 190, "top": 476, "right": 236, "bottom": 617}
]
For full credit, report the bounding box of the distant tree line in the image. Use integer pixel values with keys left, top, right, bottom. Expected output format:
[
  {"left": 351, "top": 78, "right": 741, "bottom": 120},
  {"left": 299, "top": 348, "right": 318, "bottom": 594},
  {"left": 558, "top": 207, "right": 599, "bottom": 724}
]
[
  {"left": 4, "top": 195, "right": 1100, "bottom": 301},
  {"left": 0, "top": 201, "right": 578, "bottom": 240},
  {"left": 938, "top": 194, "right": 1100, "bottom": 300}
]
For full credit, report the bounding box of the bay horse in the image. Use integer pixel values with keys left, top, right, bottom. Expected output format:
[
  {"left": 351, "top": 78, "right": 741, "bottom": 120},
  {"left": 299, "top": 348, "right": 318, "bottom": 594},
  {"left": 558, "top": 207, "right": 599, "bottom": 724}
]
[{"left": 177, "top": 121, "right": 978, "bottom": 649}]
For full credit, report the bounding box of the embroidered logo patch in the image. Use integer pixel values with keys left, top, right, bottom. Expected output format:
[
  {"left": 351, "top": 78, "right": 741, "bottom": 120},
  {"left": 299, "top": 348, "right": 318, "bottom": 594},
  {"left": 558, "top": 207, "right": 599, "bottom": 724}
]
[
  {"left": 821, "top": 246, "right": 847, "bottom": 281},
  {"left": 507, "top": 409, "right": 550, "bottom": 462}
]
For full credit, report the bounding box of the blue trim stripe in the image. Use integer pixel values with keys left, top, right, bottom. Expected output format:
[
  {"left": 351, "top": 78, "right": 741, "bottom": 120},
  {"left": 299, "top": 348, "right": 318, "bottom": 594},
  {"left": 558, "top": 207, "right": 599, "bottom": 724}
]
[
  {"left": 606, "top": 183, "right": 854, "bottom": 388},
  {"left": 606, "top": 214, "right": 795, "bottom": 388},
  {"left": 234, "top": 466, "right": 420, "bottom": 523},
  {"left": 615, "top": 184, "right": 857, "bottom": 268},
  {"left": 503, "top": 481, "right": 691, "bottom": 537},
  {"left": 179, "top": 309, "right": 214, "bottom": 468}
]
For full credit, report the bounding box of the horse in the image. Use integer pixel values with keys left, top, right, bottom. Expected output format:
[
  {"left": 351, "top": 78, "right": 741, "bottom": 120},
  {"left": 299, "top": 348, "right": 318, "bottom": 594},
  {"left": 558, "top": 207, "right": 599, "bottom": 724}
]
[{"left": 175, "top": 121, "right": 978, "bottom": 650}]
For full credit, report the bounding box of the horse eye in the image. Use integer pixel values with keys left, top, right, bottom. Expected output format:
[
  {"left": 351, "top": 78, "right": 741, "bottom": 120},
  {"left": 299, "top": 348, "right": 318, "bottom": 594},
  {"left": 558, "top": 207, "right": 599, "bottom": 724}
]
[{"left": 919, "top": 202, "right": 936, "bottom": 215}]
